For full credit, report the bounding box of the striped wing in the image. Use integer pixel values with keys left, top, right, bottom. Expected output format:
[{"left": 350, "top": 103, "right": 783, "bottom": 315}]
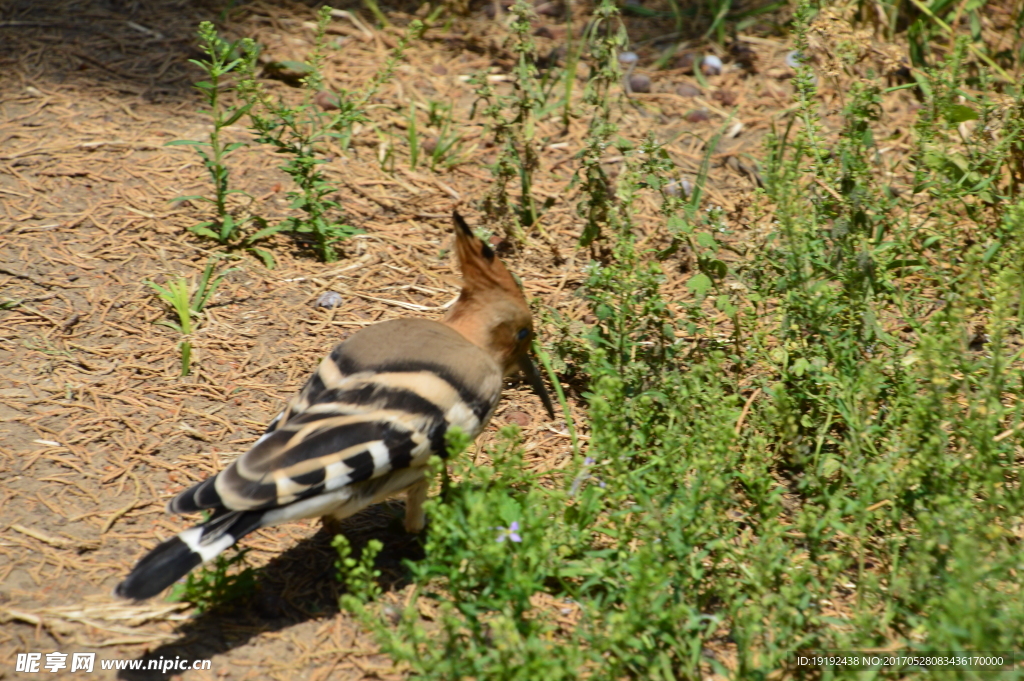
[{"left": 168, "top": 319, "right": 503, "bottom": 518}]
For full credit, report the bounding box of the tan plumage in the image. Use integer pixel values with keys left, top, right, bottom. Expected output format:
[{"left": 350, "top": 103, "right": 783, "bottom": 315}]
[{"left": 115, "top": 211, "right": 553, "bottom": 600}]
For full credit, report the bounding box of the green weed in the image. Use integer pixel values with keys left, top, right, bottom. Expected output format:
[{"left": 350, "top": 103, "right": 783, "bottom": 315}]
[
  {"left": 171, "top": 22, "right": 276, "bottom": 266},
  {"left": 350, "top": 1, "right": 1024, "bottom": 678},
  {"left": 146, "top": 258, "right": 235, "bottom": 376},
  {"left": 473, "top": 0, "right": 563, "bottom": 247},
  {"left": 417, "top": 100, "right": 469, "bottom": 171},
  {"left": 235, "top": 8, "right": 361, "bottom": 263},
  {"left": 166, "top": 548, "right": 256, "bottom": 615},
  {"left": 234, "top": 7, "right": 423, "bottom": 262},
  {"left": 573, "top": 0, "right": 628, "bottom": 249},
  {"left": 333, "top": 535, "right": 384, "bottom": 607}
]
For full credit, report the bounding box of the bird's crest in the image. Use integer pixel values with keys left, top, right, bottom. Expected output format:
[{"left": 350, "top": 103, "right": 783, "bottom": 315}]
[{"left": 444, "top": 211, "right": 554, "bottom": 418}]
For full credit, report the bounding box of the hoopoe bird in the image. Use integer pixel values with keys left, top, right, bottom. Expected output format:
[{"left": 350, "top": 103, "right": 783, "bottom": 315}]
[{"left": 116, "top": 211, "right": 554, "bottom": 600}]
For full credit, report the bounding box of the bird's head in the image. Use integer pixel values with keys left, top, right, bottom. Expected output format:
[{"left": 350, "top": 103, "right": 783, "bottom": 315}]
[{"left": 443, "top": 211, "right": 555, "bottom": 419}]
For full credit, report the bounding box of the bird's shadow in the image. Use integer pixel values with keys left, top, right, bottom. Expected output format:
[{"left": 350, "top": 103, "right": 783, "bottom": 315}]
[{"left": 118, "top": 502, "right": 423, "bottom": 680}]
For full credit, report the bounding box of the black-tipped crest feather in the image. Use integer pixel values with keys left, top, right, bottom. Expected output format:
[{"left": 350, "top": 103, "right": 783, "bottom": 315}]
[{"left": 453, "top": 210, "right": 494, "bottom": 260}]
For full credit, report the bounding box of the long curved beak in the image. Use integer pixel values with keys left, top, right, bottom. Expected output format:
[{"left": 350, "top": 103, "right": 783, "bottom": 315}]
[{"left": 518, "top": 354, "right": 556, "bottom": 420}]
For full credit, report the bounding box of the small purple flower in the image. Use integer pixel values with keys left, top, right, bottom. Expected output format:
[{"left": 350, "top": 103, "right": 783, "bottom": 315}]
[
  {"left": 496, "top": 521, "right": 522, "bottom": 543},
  {"left": 584, "top": 457, "right": 595, "bottom": 466}
]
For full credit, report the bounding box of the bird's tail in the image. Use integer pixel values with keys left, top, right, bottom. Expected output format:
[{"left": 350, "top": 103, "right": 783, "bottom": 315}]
[{"left": 115, "top": 509, "right": 263, "bottom": 600}]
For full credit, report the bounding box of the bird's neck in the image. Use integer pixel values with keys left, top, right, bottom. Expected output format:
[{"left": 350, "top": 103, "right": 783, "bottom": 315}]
[{"left": 442, "top": 304, "right": 510, "bottom": 372}]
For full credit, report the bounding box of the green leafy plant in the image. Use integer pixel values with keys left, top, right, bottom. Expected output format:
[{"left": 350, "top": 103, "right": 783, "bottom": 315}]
[
  {"left": 473, "top": 0, "right": 562, "bottom": 247},
  {"left": 146, "top": 258, "right": 236, "bottom": 375},
  {"left": 167, "top": 548, "right": 256, "bottom": 614},
  {"left": 236, "top": 7, "right": 423, "bottom": 262},
  {"left": 235, "top": 8, "right": 360, "bottom": 263},
  {"left": 333, "top": 535, "right": 384, "bottom": 608},
  {"left": 170, "top": 22, "right": 277, "bottom": 267},
  {"left": 572, "top": 0, "right": 628, "bottom": 249},
  {"left": 346, "top": 1, "right": 1024, "bottom": 677}
]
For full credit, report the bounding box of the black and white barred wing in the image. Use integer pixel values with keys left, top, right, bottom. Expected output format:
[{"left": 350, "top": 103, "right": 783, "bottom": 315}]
[{"left": 169, "top": 319, "right": 503, "bottom": 518}]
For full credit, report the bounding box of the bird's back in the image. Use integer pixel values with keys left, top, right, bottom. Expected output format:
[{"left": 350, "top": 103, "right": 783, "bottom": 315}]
[{"left": 168, "top": 318, "right": 502, "bottom": 517}]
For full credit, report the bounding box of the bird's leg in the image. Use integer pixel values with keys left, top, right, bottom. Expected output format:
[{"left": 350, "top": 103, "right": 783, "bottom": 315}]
[
  {"left": 403, "top": 477, "right": 430, "bottom": 533},
  {"left": 321, "top": 514, "right": 347, "bottom": 537},
  {"left": 441, "top": 462, "right": 453, "bottom": 502}
]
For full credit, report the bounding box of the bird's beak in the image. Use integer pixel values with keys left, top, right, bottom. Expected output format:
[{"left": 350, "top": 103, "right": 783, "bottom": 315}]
[{"left": 518, "top": 353, "right": 556, "bottom": 420}]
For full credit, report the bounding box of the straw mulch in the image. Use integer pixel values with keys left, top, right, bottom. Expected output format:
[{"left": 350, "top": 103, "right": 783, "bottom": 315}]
[{"left": 5, "top": 0, "right": 1009, "bottom": 677}]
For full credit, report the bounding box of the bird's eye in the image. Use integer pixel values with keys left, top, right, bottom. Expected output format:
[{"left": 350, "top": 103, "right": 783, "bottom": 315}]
[{"left": 517, "top": 328, "right": 531, "bottom": 341}]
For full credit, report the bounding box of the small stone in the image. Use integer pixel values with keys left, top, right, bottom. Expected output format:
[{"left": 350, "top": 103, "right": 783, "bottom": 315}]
[
  {"left": 701, "top": 54, "right": 723, "bottom": 76},
  {"left": 263, "top": 60, "right": 314, "bottom": 85},
  {"left": 483, "top": 1, "right": 513, "bottom": 18},
  {"left": 712, "top": 89, "right": 737, "bottom": 106},
  {"left": 628, "top": 74, "right": 652, "bottom": 93},
  {"left": 507, "top": 411, "right": 531, "bottom": 427},
  {"left": 684, "top": 108, "right": 710, "bottom": 123},
  {"left": 314, "top": 90, "right": 340, "bottom": 111},
  {"left": 618, "top": 51, "right": 639, "bottom": 67},
  {"left": 675, "top": 82, "right": 701, "bottom": 97},
  {"left": 421, "top": 136, "right": 439, "bottom": 154},
  {"left": 674, "top": 52, "right": 696, "bottom": 72},
  {"left": 729, "top": 41, "right": 757, "bottom": 72},
  {"left": 666, "top": 179, "right": 692, "bottom": 198},
  {"left": 315, "top": 291, "right": 344, "bottom": 308},
  {"left": 382, "top": 604, "right": 403, "bottom": 625},
  {"left": 534, "top": 1, "right": 561, "bottom": 16},
  {"left": 431, "top": 64, "right": 448, "bottom": 76}
]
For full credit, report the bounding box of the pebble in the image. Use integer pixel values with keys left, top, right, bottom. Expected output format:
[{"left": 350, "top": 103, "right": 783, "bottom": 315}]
[
  {"left": 507, "top": 411, "right": 532, "bottom": 427},
  {"left": 421, "top": 136, "right": 439, "bottom": 154},
  {"left": 314, "top": 90, "right": 340, "bottom": 111},
  {"left": 684, "top": 108, "right": 710, "bottom": 123},
  {"left": 712, "top": 89, "right": 737, "bottom": 106},
  {"left": 315, "top": 291, "right": 344, "bottom": 308},
  {"left": 382, "top": 604, "right": 403, "bottom": 625},
  {"left": 666, "top": 179, "right": 693, "bottom": 198},
  {"left": 701, "top": 54, "right": 723, "bottom": 76},
  {"left": 675, "top": 82, "right": 701, "bottom": 97},
  {"left": 629, "top": 73, "right": 651, "bottom": 93}
]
